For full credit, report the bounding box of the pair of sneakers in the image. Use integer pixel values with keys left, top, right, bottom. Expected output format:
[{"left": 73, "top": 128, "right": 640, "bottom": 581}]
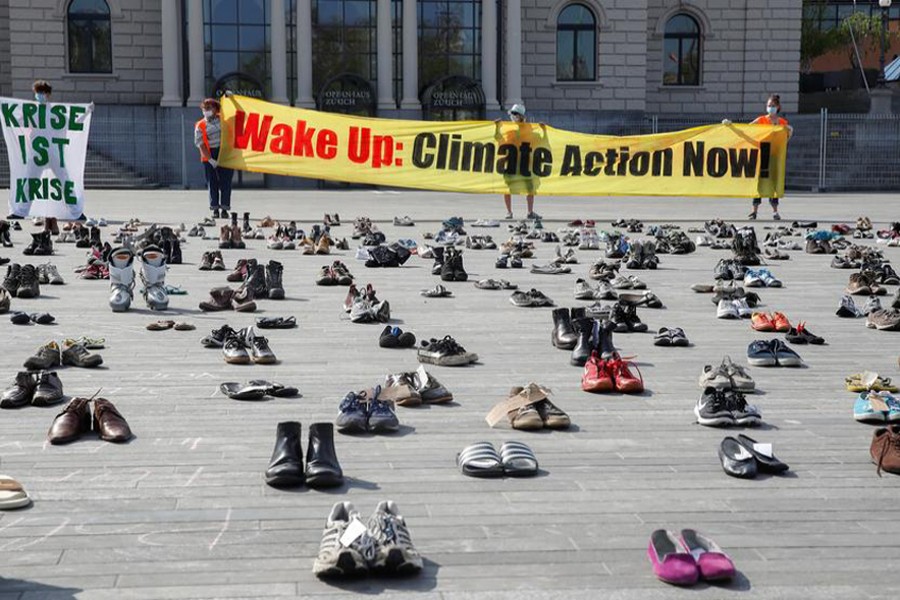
[
  {"left": 313, "top": 500, "right": 422, "bottom": 578},
  {"left": 746, "top": 339, "right": 802, "bottom": 367},
  {"left": 335, "top": 387, "right": 399, "bottom": 433},
  {"left": 582, "top": 351, "right": 644, "bottom": 394},
  {"left": 695, "top": 387, "right": 761, "bottom": 427},
  {"left": 743, "top": 268, "right": 782, "bottom": 288}
]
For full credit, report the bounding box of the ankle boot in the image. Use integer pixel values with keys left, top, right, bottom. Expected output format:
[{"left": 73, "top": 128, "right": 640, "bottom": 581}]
[
  {"left": 265, "top": 421, "right": 305, "bottom": 487},
  {"left": 440, "top": 248, "right": 456, "bottom": 282},
  {"left": 218, "top": 225, "right": 233, "bottom": 249},
  {"left": 45, "top": 218, "right": 59, "bottom": 236},
  {"left": 140, "top": 246, "right": 168, "bottom": 310},
  {"left": 23, "top": 232, "right": 40, "bottom": 255},
  {"left": 305, "top": 422, "right": 343, "bottom": 488},
  {"left": 597, "top": 319, "right": 616, "bottom": 358},
  {"left": 551, "top": 308, "right": 578, "bottom": 350},
  {"left": 265, "top": 260, "right": 284, "bottom": 300},
  {"left": 242, "top": 212, "right": 251, "bottom": 233},
  {"left": 227, "top": 258, "right": 252, "bottom": 282},
  {"left": 570, "top": 317, "right": 594, "bottom": 366},
  {"left": 231, "top": 211, "right": 238, "bottom": 228},
  {"left": 230, "top": 225, "right": 245, "bottom": 249},
  {"left": 0, "top": 221, "right": 10, "bottom": 248},
  {"left": 199, "top": 286, "right": 234, "bottom": 312},
  {"left": 244, "top": 263, "right": 268, "bottom": 300},
  {"left": 571, "top": 306, "right": 586, "bottom": 321},
  {"left": 431, "top": 246, "right": 445, "bottom": 276},
  {"left": 89, "top": 226, "right": 101, "bottom": 249},
  {"left": 108, "top": 248, "right": 135, "bottom": 312}
]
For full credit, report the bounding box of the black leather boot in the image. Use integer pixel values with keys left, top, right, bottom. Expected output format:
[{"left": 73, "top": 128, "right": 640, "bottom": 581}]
[
  {"left": 570, "top": 317, "right": 594, "bottom": 366},
  {"left": 244, "top": 263, "right": 268, "bottom": 300},
  {"left": 305, "top": 422, "right": 343, "bottom": 488},
  {"left": 242, "top": 212, "right": 251, "bottom": 233},
  {"left": 597, "top": 320, "right": 616, "bottom": 359},
  {"left": 440, "top": 248, "right": 456, "bottom": 282},
  {"left": 0, "top": 221, "right": 12, "bottom": 247},
  {"left": 551, "top": 308, "right": 577, "bottom": 350},
  {"left": 431, "top": 246, "right": 445, "bottom": 276},
  {"left": 570, "top": 306, "right": 586, "bottom": 322},
  {"left": 266, "top": 261, "right": 284, "bottom": 300},
  {"left": 231, "top": 211, "right": 238, "bottom": 228},
  {"left": 265, "top": 421, "right": 305, "bottom": 487}
]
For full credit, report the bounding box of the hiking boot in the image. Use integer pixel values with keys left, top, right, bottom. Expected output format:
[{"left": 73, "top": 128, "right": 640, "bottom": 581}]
[
  {"left": 47, "top": 397, "right": 92, "bottom": 444},
  {"left": 871, "top": 425, "right": 900, "bottom": 476},
  {"left": 313, "top": 501, "right": 372, "bottom": 578},
  {"left": 366, "top": 501, "right": 423, "bottom": 575},
  {"left": 24, "top": 341, "right": 62, "bottom": 370},
  {"left": 551, "top": 308, "right": 578, "bottom": 350},
  {"left": 222, "top": 334, "right": 250, "bottom": 364},
  {"left": 227, "top": 258, "right": 251, "bottom": 282},
  {"left": 244, "top": 263, "right": 268, "bottom": 300},
  {"left": 199, "top": 251, "right": 213, "bottom": 271},
  {"left": 230, "top": 225, "right": 245, "bottom": 249},
  {"left": 218, "top": 225, "right": 233, "bottom": 249},
  {"left": 336, "top": 390, "right": 369, "bottom": 433},
  {"left": 140, "top": 246, "right": 168, "bottom": 310},
  {"left": 266, "top": 421, "right": 305, "bottom": 487},
  {"left": 199, "top": 286, "right": 235, "bottom": 312},
  {"left": 265, "top": 261, "right": 285, "bottom": 300},
  {"left": 2, "top": 263, "right": 21, "bottom": 296},
  {"left": 32, "top": 371, "right": 64, "bottom": 406},
  {"left": 15, "top": 264, "right": 40, "bottom": 298},
  {"left": 625, "top": 240, "right": 644, "bottom": 269},
  {"left": 0, "top": 371, "right": 37, "bottom": 409},
  {"left": 867, "top": 308, "right": 900, "bottom": 331},
  {"left": 61, "top": 341, "right": 103, "bottom": 368}
]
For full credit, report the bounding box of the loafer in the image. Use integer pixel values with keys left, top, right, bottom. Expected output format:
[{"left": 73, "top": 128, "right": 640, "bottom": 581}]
[
  {"left": 680, "top": 529, "right": 735, "bottom": 582},
  {"left": 93, "top": 398, "right": 133, "bottom": 443},
  {"left": 647, "top": 529, "right": 699, "bottom": 586},
  {"left": 48, "top": 397, "right": 92, "bottom": 444},
  {"left": 718, "top": 436, "right": 758, "bottom": 478}
]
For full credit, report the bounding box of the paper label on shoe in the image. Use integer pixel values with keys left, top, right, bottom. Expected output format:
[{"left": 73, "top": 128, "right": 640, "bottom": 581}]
[
  {"left": 752, "top": 443, "right": 773, "bottom": 458},
  {"left": 869, "top": 395, "right": 889, "bottom": 412},
  {"left": 690, "top": 548, "right": 706, "bottom": 561},
  {"left": 339, "top": 517, "right": 368, "bottom": 547}
]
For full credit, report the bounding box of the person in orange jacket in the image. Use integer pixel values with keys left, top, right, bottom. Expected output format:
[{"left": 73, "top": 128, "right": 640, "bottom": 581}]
[
  {"left": 748, "top": 94, "right": 792, "bottom": 221},
  {"left": 194, "top": 98, "right": 234, "bottom": 219}
]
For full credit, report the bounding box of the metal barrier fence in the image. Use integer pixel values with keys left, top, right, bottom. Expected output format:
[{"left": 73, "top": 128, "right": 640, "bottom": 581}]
[{"left": 1, "top": 108, "right": 900, "bottom": 191}]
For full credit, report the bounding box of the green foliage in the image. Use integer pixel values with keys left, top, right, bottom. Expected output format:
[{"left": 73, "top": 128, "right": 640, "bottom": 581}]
[
  {"left": 838, "top": 12, "right": 892, "bottom": 68},
  {"left": 800, "top": 0, "right": 844, "bottom": 73}
]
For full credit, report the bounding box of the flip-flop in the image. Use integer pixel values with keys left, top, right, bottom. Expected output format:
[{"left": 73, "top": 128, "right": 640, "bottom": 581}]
[
  {"left": 0, "top": 475, "right": 31, "bottom": 510},
  {"left": 256, "top": 316, "right": 297, "bottom": 329},
  {"left": 173, "top": 322, "right": 196, "bottom": 331},
  {"left": 219, "top": 382, "right": 269, "bottom": 401},
  {"left": 146, "top": 320, "right": 175, "bottom": 331},
  {"left": 499, "top": 441, "right": 539, "bottom": 477},
  {"left": 29, "top": 313, "right": 56, "bottom": 325},
  {"left": 247, "top": 380, "right": 300, "bottom": 398},
  {"left": 456, "top": 442, "right": 504, "bottom": 478},
  {"left": 474, "top": 279, "right": 501, "bottom": 290}
]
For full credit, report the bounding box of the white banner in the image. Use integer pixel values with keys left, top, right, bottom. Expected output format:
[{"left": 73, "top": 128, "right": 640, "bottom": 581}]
[{"left": 0, "top": 97, "right": 92, "bottom": 219}]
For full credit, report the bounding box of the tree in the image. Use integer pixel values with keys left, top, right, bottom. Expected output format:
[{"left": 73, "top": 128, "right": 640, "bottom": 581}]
[
  {"left": 800, "top": 0, "right": 843, "bottom": 73},
  {"left": 838, "top": 11, "right": 893, "bottom": 70}
]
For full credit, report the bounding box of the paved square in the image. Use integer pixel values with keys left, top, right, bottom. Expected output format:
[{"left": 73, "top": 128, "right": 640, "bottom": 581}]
[{"left": 1, "top": 190, "right": 899, "bottom": 599}]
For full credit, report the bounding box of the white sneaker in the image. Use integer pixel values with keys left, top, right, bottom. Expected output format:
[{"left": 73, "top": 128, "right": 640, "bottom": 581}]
[
  {"left": 716, "top": 298, "right": 740, "bottom": 319},
  {"left": 313, "top": 501, "right": 373, "bottom": 578},
  {"left": 732, "top": 297, "right": 753, "bottom": 318},
  {"left": 743, "top": 269, "right": 764, "bottom": 288}
]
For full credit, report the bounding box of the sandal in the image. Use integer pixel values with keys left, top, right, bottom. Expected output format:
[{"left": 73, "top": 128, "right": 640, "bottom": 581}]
[
  {"left": 146, "top": 320, "right": 175, "bottom": 331},
  {"left": 421, "top": 284, "right": 453, "bottom": 298},
  {"left": 474, "top": 279, "right": 501, "bottom": 290},
  {"left": 846, "top": 371, "right": 899, "bottom": 392},
  {"left": 499, "top": 441, "right": 539, "bottom": 477},
  {"left": 256, "top": 316, "right": 297, "bottom": 329},
  {"left": 0, "top": 475, "right": 31, "bottom": 509},
  {"left": 456, "top": 442, "right": 504, "bottom": 478},
  {"left": 247, "top": 380, "right": 300, "bottom": 398},
  {"left": 219, "top": 382, "right": 269, "bottom": 401}
]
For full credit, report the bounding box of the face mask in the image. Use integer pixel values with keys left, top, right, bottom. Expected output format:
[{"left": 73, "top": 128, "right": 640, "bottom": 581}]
[
  {"left": 35, "top": 93, "right": 47, "bottom": 103},
  {"left": 203, "top": 109, "right": 214, "bottom": 118},
  {"left": 766, "top": 106, "right": 778, "bottom": 117}
]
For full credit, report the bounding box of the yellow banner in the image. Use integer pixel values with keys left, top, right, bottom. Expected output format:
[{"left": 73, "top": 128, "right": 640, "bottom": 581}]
[{"left": 219, "top": 96, "right": 787, "bottom": 198}]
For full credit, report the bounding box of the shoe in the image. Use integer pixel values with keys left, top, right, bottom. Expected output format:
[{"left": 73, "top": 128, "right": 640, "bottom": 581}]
[
  {"left": 222, "top": 334, "right": 250, "bottom": 364},
  {"left": 335, "top": 390, "right": 369, "bottom": 433},
  {"left": 871, "top": 425, "right": 900, "bottom": 476},
  {"left": 698, "top": 363, "right": 731, "bottom": 390},
  {"left": 383, "top": 372, "right": 422, "bottom": 407},
  {"left": 32, "top": 371, "right": 64, "bottom": 406},
  {"left": 680, "top": 529, "right": 736, "bottom": 582},
  {"left": 266, "top": 261, "right": 285, "bottom": 300},
  {"left": 15, "top": 264, "right": 39, "bottom": 298},
  {"left": 265, "top": 421, "right": 305, "bottom": 487},
  {"left": 417, "top": 336, "right": 477, "bottom": 366},
  {"left": 210, "top": 251, "right": 226, "bottom": 271},
  {"left": 863, "top": 295, "right": 885, "bottom": 316},
  {"left": 47, "top": 397, "right": 92, "bottom": 444},
  {"left": 769, "top": 339, "right": 802, "bottom": 366},
  {"left": 836, "top": 294, "right": 863, "bottom": 318},
  {"left": 867, "top": 308, "right": 900, "bottom": 331},
  {"left": 750, "top": 312, "right": 775, "bottom": 332},
  {"left": 367, "top": 390, "right": 400, "bottom": 433},
  {"left": 551, "top": 308, "right": 578, "bottom": 350},
  {"left": 0, "top": 371, "right": 36, "bottom": 409},
  {"left": 855, "top": 391, "right": 889, "bottom": 424},
  {"left": 735, "top": 434, "right": 789, "bottom": 473},
  {"left": 366, "top": 501, "right": 423, "bottom": 575},
  {"left": 227, "top": 258, "right": 251, "bottom": 283},
  {"left": 93, "top": 398, "right": 132, "bottom": 442},
  {"left": 1, "top": 263, "right": 20, "bottom": 297},
  {"left": 695, "top": 388, "right": 734, "bottom": 426},
  {"left": 37, "top": 263, "right": 64, "bottom": 285},
  {"left": 771, "top": 311, "right": 791, "bottom": 333},
  {"left": 313, "top": 502, "right": 371, "bottom": 578},
  {"left": 725, "top": 389, "right": 762, "bottom": 425},
  {"left": 246, "top": 329, "right": 277, "bottom": 364},
  {"left": 647, "top": 529, "right": 699, "bottom": 586},
  {"left": 24, "top": 341, "right": 62, "bottom": 370},
  {"left": 413, "top": 365, "right": 453, "bottom": 403},
  {"left": 716, "top": 299, "right": 740, "bottom": 319},
  {"left": 785, "top": 322, "right": 825, "bottom": 345},
  {"left": 718, "top": 436, "right": 757, "bottom": 478},
  {"left": 305, "top": 422, "right": 344, "bottom": 488},
  {"left": 243, "top": 263, "right": 268, "bottom": 300},
  {"left": 608, "top": 355, "right": 644, "bottom": 393},
  {"left": 721, "top": 356, "right": 755, "bottom": 391},
  {"left": 61, "top": 341, "right": 103, "bottom": 368},
  {"left": 747, "top": 340, "right": 777, "bottom": 366},
  {"left": 199, "top": 287, "right": 235, "bottom": 312}
]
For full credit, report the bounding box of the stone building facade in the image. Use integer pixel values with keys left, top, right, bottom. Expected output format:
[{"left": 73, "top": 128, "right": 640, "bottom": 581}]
[{"left": 0, "top": 0, "right": 802, "bottom": 116}]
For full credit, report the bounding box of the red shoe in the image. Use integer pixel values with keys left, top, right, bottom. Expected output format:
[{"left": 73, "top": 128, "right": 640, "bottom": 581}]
[
  {"left": 584, "top": 219, "right": 596, "bottom": 228},
  {"left": 609, "top": 356, "right": 644, "bottom": 394},
  {"left": 582, "top": 351, "right": 614, "bottom": 393},
  {"left": 771, "top": 311, "right": 791, "bottom": 333},
  {"left": 750, "top": 312, "right": 775, "bottom": 332},
  {"left": 568, "top": 219, "right": 583, "bottom": 227}
]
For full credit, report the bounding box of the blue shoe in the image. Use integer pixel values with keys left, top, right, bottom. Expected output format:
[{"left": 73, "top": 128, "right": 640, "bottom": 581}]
[
  {"left": 746, "top": 340, "right": 777, "bottom": 367},
  {"left": 854, "top": 392, "right": 887, "bottom": 424},
  {"left": 882, "top": 392, "right": 900, "bottom": 423},
  {"left": 366, "top": 386, "right": 399, "bottom": 433},
  {"left": 336, "top": 391, "right": 369, "bottom": 433}
]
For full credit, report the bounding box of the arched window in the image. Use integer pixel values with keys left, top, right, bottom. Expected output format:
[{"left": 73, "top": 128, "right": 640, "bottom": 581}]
[
  {"left": 556, "top": 4, "right": 596, "bottom": 82},
  {"left": 663, "top": 13, "right": 700, "bottom": 86},
  {"left": 67, "top": 0, "right": 112, "bottom": 73}
]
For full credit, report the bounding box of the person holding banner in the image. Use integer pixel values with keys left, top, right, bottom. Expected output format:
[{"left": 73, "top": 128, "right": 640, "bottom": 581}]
[
  {"left": 726, "top": 94, "right": 793, "bottom": 221},
  {"left": 194, "top": 98, "right": 234, "bottom": 219},
  {"left": 495, "top": 104, "right": 544, "bottom": 220}
]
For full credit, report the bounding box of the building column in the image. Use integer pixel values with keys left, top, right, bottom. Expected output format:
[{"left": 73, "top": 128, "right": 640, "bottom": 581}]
[
  {"left": 296, "top": 0, "right": 315, "bottom": 107},
  {"left": 503, "top": 0, "right": 522, "bottom": 108},
  {"left": 270, "top": 0, "right": 289, "bottom": 103},
  {"left": 160, "top": 0, "right": 183, "bottom": 106},
  {"left": 481, "top": 0, "right": 499, "bottom": 111},
  {"left": 376, "top": 0, "right": 394, "bottom": 110},
  {"left": 400, "top": 0, "right": 419, "bottom": 109},
  {"left": 187, "top": 0, "right": 205, "bottom": 104}
]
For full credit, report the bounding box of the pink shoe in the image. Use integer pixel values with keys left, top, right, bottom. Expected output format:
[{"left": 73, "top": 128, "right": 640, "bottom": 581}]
[
  {"left": 647, "top": 529, "right": 699, "bottom": 585},
  {"left": 680, "top": 529, "right": 735, "bottom": 582}
]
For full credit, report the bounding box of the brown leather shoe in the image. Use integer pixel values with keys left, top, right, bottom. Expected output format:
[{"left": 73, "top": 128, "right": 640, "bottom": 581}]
[
  {"left": 872, "top": 425, "right": 900, "bottom": 476},
  {"left": 93, "top": 398, "right": 132, "bottom": 443},
  {"left": 199, "top": 286, "right": 234, "bottom": 312},
  {"left": 48, "top": 397, "right": 92, "bottom": 444}
]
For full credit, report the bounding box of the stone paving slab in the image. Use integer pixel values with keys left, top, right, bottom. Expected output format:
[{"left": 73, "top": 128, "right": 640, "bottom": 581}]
[{"left": 0, "top": 189, "right": 899, "bottom": 599}]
